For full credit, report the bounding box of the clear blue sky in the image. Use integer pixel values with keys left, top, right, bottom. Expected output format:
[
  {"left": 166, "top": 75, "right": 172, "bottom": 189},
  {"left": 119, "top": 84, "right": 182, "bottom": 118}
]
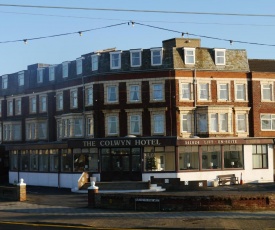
[{"left": 0, "top": 0, "right": 275, "bottom": 75}]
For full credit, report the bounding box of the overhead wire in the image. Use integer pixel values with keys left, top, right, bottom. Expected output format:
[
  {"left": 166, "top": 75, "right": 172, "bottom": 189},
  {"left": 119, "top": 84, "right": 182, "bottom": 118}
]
[{"left": 0, "top": 4, "right": 275, "bottom": 18}]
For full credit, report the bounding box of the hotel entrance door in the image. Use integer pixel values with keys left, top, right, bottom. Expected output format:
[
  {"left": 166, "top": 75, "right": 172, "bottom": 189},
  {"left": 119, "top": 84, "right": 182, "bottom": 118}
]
[{"left": 101, "top": 147, "right": 142, "bottom": 181}]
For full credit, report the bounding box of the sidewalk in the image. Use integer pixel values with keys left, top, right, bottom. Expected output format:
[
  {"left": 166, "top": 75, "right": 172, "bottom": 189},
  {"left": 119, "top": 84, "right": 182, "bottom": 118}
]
[{"left": 0, "top": 183, "right": 274, "bottom": 229}]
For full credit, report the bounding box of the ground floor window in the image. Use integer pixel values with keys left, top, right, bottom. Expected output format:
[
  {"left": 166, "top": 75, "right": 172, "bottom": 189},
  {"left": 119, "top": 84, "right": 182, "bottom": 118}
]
[
  {"left": 73, "top": 148, "right": 98, "bottom": 172},
  {"left": 252, "top": 144, "right": 268, "bottom": 169},
  {"left": 178, "top": 146, "right": 199, "bottom": 170},
  {"left": 144, "top": 146, "right": 175, "bottom": 171},
  {"left": 178, "top": 144, "right": 244, "bottom": 171},
  {"left": 61, "top": 149, "right": 72, "bottom": 172}
]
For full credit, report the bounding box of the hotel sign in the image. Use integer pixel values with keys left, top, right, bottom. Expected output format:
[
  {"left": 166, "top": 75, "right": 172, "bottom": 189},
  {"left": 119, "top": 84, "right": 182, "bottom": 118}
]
[
  {"left": 68, "top": 137, "right": 177, "bottom": 148},
  {"left": 180, "top": 139, "right": 241, "bottom": 145}
]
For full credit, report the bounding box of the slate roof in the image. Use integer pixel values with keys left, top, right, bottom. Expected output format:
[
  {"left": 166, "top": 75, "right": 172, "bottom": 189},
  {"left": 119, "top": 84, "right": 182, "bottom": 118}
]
[{"left": 249, "top": 59, "right": 275, "bottom": 72}]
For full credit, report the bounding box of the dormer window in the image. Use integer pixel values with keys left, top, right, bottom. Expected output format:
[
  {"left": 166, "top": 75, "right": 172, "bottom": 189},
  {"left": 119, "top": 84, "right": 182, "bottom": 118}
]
[
  {"left": 214, "top": 49, "right": 226, "bottom": 65},
  {"left": 62, "top": 61, "right": 69, "bottom": 78},
  {"left": 76, "top": 58, "right": 83, "bottom": 75},
  {"left": 130, "top": 49, "right": 142, "bottom": 67},
  {"left": 37, "top": 68, "right": 43, "bottom": 83},
  {"left": 91, "top": 54, "right": 99, "bottom": 71},
  {"left": 150, "top": 48, "right": 163, "bottom": 66},
  {"left": 49, "top": 65, "right": 55, "bottom": 81},
  {"left": 110, "top": 51, "right": 121, "bottom": 69},
  {"left": 184, "top": 47, "right": 195, "bottom": 65}
]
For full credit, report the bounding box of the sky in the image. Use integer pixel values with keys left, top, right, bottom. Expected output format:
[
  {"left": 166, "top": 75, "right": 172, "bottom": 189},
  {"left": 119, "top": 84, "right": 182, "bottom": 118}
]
[{"left": 0, "top": 0, "right": 275, "bottom": 75}]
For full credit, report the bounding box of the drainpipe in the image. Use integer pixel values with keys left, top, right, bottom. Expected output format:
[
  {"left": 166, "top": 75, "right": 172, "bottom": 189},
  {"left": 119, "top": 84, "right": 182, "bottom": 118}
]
[{"left": 193, "top": 69, "right": 197, "bottom": 136}]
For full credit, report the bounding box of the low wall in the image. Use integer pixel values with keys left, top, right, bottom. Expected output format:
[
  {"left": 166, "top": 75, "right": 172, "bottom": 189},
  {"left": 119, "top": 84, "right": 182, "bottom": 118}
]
[
  {"left": 90, "top": 193, "right": 275, "bottom": 211},
  {"left": 0, "top": 184, "right": 26, "bottom": 201}
]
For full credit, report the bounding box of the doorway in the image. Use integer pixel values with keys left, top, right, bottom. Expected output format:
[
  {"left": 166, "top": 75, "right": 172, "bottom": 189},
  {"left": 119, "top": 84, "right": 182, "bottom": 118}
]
[{"left": 101, "top": 147, "right": 142, "bottom": 181}]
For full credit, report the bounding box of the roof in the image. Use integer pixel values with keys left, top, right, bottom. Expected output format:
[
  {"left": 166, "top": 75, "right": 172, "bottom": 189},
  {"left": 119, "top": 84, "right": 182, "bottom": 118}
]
[{"left": 249, "top": 59, "right": 275, "bottom": 72}]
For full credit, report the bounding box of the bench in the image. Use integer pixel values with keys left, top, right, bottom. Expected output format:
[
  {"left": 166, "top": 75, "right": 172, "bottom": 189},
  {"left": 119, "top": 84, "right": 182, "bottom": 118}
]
[{"left": 217, "top": 174, "right": 239, "bottom": 186}]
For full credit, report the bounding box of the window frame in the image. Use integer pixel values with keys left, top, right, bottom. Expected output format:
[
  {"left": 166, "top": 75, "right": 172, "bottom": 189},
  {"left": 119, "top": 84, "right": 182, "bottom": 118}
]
[
  {"left": 214, "top": 48, "right": 226, "bottom": 65},
  {"left": 106, "top": 84, "right": 118, "bottom": 104},
  {"left": 110, "top": 51, "right": 121, "bottom": 70},
  {"left": 183, "top": 47, "right": 195, "bottom": 65},
  {"left": 235, "top": 82, "right": 247, "bottom": 101},
  {"left": 130, "top": 49, "right": 142, "bottom": 67},
  {"left": 49, "top": 65, "right": 55, "bottom": 81},
  {"left": 150, "top": 48, "right": 163, "bottom": 66},
  {"left": 261, "top": 82, "right": 273, "bottom": 101},
  {"left": 76, "top": 58, "right": 83, "bottom": 75},
  {"left": 56, "top": 92, "right": 63, "bottom": 111},
  {"left": 198, "top": 82, "right": 210, "bottom": 101},
  {"left": 39, "top": 95, "right": 47, "bottom": 113},
  {"left": 218, "top": 82, "right": 230, "bottom": 101},
  {"left": 252, "top": 145, "right": 268, "bottom": 169},
  {"left": 29, "top": 96, "right": 37, "bottom": 114},
  {"left": 7, "top": 99, "right": 13, "bottom": 116},
  {"left": 261, "top": 114, "right": 275, "bottom": 130},
  {"left": 150, "top": 82, "right": 165, "bottom": 102},
  {"left": 91, "top": 54, "right": 99, "bottom": 71},
  {"left": 18, "top": 71, "right": 24, "bottom": 86},
  {"left": 70, "top": 89, "right": 78, "bottom": 109},
  {"left": 127, "top": 83, "right": 141, "bottom": 103},
  {"left": 85, "top": 85, "right": 93, "bottom": 106},
  {"left": 37, "top": 68, "right": 44, "bottom": 83},
  {"left": 62, "top": 61, "right": 69, "bottom": 78},
  {"left": 2, "top": 75, "right": 8, "bottom": 89},
  {"left": 15, "top": 98, "right": 22, "bottom": 115}
]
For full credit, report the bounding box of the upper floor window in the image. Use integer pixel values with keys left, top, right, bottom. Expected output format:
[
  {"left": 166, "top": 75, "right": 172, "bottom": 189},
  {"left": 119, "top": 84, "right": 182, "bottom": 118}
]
[
  {"left": 2, "top": 75, "right": 8, "bottom": 89},
  {"left": 261, "top": 83, "right": 273, "bottom": 101},
  {"left": 56, "top": 115, "right": 84, "bottom": 139},
  {"left": 3, "top": 122, "right": 22, "bottom": 141},
  {"left": 236, "top": 114, "right": 247, "bottom": 132},
  {"left": 106, "top": 85, "right": 118, "bottom": 103},
  {"left": 29, "top": 96, "right": 37, "bottom": 113},
  {"left": 107, "top": 115, "right": 119, "bottom": 136},
  {"left": 15, "top": 98, "right": 22, "bottom": 115},
  {"left": 56, "top": 92, "right": 63, "bottom": 111},
  {"left": 180, "top": 82, "right": 192, "bottom": 100},
  {"left": 218, "top": 83, "right": 230, "bottom": 101},
  {"left": 7, "top": 100, "right": 13, "bottom": 116},
  {"left": 214, "top": 49, "right": 226, "bottom": 65},
  {"left": 49, "top": 65, "right": 55, "bottom": 81},
  {"left": 153, "top": 114, "right": 165, "bottom": 134},
  {"left": 62, "top": 61, "right": 69, "bottom": 78},
  {"left": 70, "top": 89, "right": 78, "bottom": 109},
  {"left": 198, "top": 113, "right": 207, "bottom": 132},
  {"left": 85, "top": 86, "right": 93, "bottom": 106},
  {"left": 37, "top": 68, "right": 44, "bottom": 83},
  {"left": 128, "top": 84, "right": 141, "bottom": 103},
  {"left": 110, "top": 51, "right": 121, "bottom": 69},
  {"left": 18, "top": 71, "right": 24, "bottom": 86},
  {"left": 130, "top": 49, "right": 142, "bottom": 67},
  {"left": 182, "top": 113, "right": 192, "bottom": 133},
  {"left": 198, "top": 83, "right": 210, "bottom": 100},
  {"left": 261, "top": 114, "right": 275, "bottom": 130},
  {"left": 235, "top": 83, "right": 247, "bottom": 101},
  {"left": 76, "top": 58, "right": 83, "bottom": 75},
  {"left": 39, "top": 95, "right": 47, "bottom": 113},
  {"left": 26, "top": 120, "right": 48, "bottom": 140},
  {"left": 128, "top": 113, "right": 142, "bottom": 135},
  {"left": 184, "top": 47, "right": 195, "bottom": 64},
  {"left": 91, "top": 54, "right": 99, "bottom": 71},
  {"left": 86, "top": 115, "right": 94, "bottom": 137},
  {"left": 150, "top": 48, "right": 162, "bottom": 66},
  {"left": 150, "top": 82, "right": 164, "bottom": 101}
]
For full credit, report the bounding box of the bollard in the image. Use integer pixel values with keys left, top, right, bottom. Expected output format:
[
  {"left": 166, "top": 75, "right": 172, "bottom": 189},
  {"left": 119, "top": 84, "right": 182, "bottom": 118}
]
[
  {"left": 17, "top": 178, "right": 26, "bottom": 201},
  {"left": 88, "top": 181, "right": 99, "bottom": 208}
]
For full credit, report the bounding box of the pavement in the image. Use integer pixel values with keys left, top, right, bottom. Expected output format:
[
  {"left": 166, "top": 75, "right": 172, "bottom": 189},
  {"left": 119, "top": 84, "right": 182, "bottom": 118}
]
[{"left": 0, "top": 183, "right": 275, "bottom": 229}]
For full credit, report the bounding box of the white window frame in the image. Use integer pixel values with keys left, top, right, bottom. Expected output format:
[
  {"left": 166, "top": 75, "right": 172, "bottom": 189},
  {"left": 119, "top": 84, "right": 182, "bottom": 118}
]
[
  {"left": 37, "top": 68, "right": 44, "bottom": 83},
  {"left": 70, "top": 89, "right": 78, "bottom": 109},
  {"left": 218, "top": 82, "right": 230, "bottom": 101},
  {"left": 3, "top": 122, "right": 22, "bottom": 141},
  {"left": 261, "top": 114, "right": 275, "bottom": 130},
  {"left": 150, "top": 82, "right": 165, "bottom": 102},
  {"left": 110, "top": 51, "right": 121, "bottom": 70},
  {"left": 235, "top": 82, "right": 247, "bottom": 101},
  {"left": 130, "top": 49, "right": 142, "bottom": 67},
  {"left": 18, "top": 71, "right": 24, "bottom": 86},
  {"left": 236, "top": 113, "right": 247, "bottom": 132},
  {"left": 86, "top": 114, "right": 94, "bottom": 137},
  {"left": 214, "top": 48, "right": 226, "bottom": 65},
  {"left": 180, "top": 81, "right": 193, "bottom": 100},
  {"left": 210, "top": 113, "right": 218, "bottom": 132},
  {"left": 49, "top": 65, "right": 55, "bottom": 81},
  {"left": 76, "top": 58, "right": 83, "bottom": 75},
  {"left": 181, "top": 113, "right": 192, "bottom": 133},
  {"left": 127, "top": 82, "right": 141, "bottom": 103},
  {"left": 39, "top": 95, "right": 47, "bottom": 113},
  {"left": 85, "top": 85, "right": 93, "bottom": 106},
  {"left": 148, "top": 109, "right": 166, "bottom": 136},
  {"left": 29, "top": 96, "right": 37, "bottom": 114},
  {"left": 105, "top": 114, "right": 119, "bottom": 136},
  {"left": 105, "top": 84, "right": 118, "bottom": 104},
  {"left": 150, "top": 48, "right": 163, "bottom": 66},
  {"left": 183, "top": 47, "right": 195, "bottom": 65},
  {"left": 56, "top": 92, "right": 63, "bottom": 111},
  {"left": 56, "top": 115, "right": 84, "bottom": 139},
  {"left": 62, "top": 61, "right": 69, "bottom": 78},
  {"left": 26, "top": 119, "right": 48, "bottom": 140},
  {"left": 198, "top": 82, "right": 210, "bottom": 101},
  {"left": 126, "top": 110, "right": 143, "bottom": 136},
  {"left": 2, "top": 75, "right": 8, "bottom": 89},
  {"left": 15, "top": 98, "right": 22, "bottom": 115},
  {"left": 261, "top": 82, "right": 273, "bottom": 101},
  {"left": 7, "top": 99, "right": 13, "bottom": 116},
  {"left": 91, "top": 54, "right": 99, "bottom": 71}
]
